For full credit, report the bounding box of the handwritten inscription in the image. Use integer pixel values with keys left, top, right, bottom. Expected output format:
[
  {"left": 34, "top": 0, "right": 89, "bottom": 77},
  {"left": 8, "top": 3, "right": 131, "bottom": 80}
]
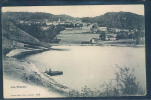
[
  {"left": 11, "top": 93, "right": 40, "bottom": 97},
  {"left": 11, "top": 85, "right": 27, "bottom": 88},
  {"left": 10, "top": 85, "right": 41, "bottom": 97}
]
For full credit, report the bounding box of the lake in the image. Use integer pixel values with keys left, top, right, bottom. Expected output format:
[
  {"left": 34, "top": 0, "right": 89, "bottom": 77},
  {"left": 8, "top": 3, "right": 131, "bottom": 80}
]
[{"left": 25, "top": 46, "right": 146, "bottom": 91}]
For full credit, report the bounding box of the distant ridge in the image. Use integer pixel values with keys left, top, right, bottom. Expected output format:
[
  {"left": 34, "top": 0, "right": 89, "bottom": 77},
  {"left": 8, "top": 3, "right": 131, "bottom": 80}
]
[
  {"left": 2, "top": 12, "right": 77, "bottom": 21},
  {"left": 3, "top": 11, "right": 144, "bottom": 30},
  {"left": 81, "top": 12, "right": 145, "bottom": 30},
  {"left": 2, "top": 11, "right": 145, "bottom": 46}
]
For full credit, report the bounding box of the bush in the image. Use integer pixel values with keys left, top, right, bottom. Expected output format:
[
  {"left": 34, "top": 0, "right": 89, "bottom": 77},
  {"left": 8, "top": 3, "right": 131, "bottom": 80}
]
[
  {"left": 99, "top": 65, "right": 145, "bottom": 96},
  {"left": 68, "top": 65, "right": 145, "bottom": 97},
  {"left": 98, "top": 31, "right": 106, "bottom": 40}
]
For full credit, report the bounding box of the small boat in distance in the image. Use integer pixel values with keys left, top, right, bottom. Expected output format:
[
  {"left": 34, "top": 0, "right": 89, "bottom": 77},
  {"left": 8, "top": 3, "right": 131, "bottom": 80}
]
[{"left": 44, "top": 68, "right": 63, "bottom": 76}]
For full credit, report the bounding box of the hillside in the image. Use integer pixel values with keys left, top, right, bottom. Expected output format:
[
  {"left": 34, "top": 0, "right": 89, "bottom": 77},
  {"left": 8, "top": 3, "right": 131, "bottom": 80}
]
[
  {"left": 3, "top": 22, "right": 40, "bottom": 45},
  {"left": 2, "top": 11, "right": 145, "bottom": 53},
  {"left": 2, "top": 12, "right": 58, "bottom": 56},
  {"left": 2, "top": 12, "right": 73, "bottom": 43},
  {"left": 81, "top": 12, "right": 145, "bottom": 30},
  {"left": 2, "top": 21, "right": 43, "bottom": 56},
  {"left": 2, "top": 12, "right": 76, "bottom": 21}
]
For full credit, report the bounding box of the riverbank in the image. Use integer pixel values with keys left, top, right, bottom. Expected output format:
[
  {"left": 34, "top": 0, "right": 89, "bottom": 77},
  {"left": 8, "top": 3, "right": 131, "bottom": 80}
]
[
  {"left": 50, "top": 43, "right": 145, "bottom": 48},
  {"left": 3, "top": 47, "right": 75, "bottom": 98},
  {"left": 22, "top": 45, "right": 146, "bottom": 97},
  {"left": 3, "top": 45, "right": 146, "bottom": 98}
]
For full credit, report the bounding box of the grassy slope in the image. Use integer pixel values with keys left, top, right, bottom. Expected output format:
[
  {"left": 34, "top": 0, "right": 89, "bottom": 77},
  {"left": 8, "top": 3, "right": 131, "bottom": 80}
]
[
  {"left": 3, "top": 22, "right": 41, "bottom": 45},
  {"left": 2, "top": 22, "right": 51, "bottom": 56},
  {"left": 3, "top": 57, "right": 73, "bottom": 96},
  {"left": 2, "top": 12, "right": 74, "bottom": 97}
]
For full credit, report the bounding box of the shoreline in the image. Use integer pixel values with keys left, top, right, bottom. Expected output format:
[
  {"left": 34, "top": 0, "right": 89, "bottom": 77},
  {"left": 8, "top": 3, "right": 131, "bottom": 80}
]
[
  {"left": 50, "top": 43, "right": 145, "bottom": 48},
  {"left": 3, "top": 47, "right": 76, "bottom": 98},
  {"left": 3, "top": 44, "right": 145, "bottom": 98},
  {"left": 13, "top": 48, "right": 51, "bottom": 59}
]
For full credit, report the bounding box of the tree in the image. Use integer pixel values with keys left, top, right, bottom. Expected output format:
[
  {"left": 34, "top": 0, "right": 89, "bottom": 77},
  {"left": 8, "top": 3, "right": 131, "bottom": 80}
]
[
  {"left": 16, "top": 22, "right": 65, "bottom": 43},
  {"left": 100, "top": 65, "right": 145, "bottom": 96},
  {"left": 116, "top": 31, "right": 128, "bottom": 40},
  {"left": 113, "top": 65, "right": 145, "bottom": 95},
  {"left": 128, "top": 33, "right": 135, "bottom": 40},
  {"left": 98, "top": 31, "right": 106, "bottom": 40},
  {"left": 133, "top": 27, "right": 145, "bottom": 45},
  {"left": 92, "top": 24, "right": 98, "bottom": 29}
]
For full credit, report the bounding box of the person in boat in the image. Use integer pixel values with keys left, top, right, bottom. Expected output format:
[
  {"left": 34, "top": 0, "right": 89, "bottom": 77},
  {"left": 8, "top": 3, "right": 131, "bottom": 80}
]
[
  {"left": 45, "top": 68, "right": 63, "bottom": 76},
  {"left": 49, "top": 68, "right": 52, "bottom": 72}
]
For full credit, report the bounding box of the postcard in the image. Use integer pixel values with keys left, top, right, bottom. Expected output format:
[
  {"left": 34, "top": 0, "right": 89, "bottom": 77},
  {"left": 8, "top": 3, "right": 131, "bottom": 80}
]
[{"left": 2, "top": 5, "right": 146, "bottom": 98}]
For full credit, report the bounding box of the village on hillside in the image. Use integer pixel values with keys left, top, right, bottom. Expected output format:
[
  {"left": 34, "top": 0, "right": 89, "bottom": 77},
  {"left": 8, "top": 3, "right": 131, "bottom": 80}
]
[
  {"left": 16, "top": 17, "right": 145, "bottom": 46},
  {"left": 3, "top": 11, "right": 145, "bottom": 52}
]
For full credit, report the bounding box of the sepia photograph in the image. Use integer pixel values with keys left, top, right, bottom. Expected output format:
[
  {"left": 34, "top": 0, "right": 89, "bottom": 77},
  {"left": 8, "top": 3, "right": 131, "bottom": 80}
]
[{"left": 2, "top": 5, "right": 146, "bottom": 98}]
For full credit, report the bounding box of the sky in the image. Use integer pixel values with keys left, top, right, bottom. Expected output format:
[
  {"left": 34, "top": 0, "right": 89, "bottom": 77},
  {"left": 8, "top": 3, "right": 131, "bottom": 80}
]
[{"left": 2, "top": 5, "right": 144, "bottom": 18}]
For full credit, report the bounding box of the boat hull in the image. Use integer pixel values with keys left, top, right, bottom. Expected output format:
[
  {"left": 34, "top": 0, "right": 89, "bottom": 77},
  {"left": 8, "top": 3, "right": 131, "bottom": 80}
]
[{"left": 46, "top": 71, "right": 63, "bottom": 76}]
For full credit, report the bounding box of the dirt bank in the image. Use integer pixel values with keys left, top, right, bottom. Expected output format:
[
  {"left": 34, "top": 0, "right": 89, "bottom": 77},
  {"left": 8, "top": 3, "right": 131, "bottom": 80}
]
[{"left": 3, "top": 48, "right": 75, "bottom": 98}]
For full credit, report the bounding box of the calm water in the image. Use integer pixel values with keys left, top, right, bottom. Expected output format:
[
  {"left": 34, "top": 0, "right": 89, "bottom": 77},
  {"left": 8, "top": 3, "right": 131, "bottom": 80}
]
[{"left": 25, "top": 46, "right": 146, "bottom": 91}]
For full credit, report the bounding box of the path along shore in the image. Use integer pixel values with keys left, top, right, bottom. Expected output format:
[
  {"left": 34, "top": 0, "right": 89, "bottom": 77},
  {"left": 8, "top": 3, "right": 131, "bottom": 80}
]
[{"left": 3, "top": 47, "right": 75, "bottom": 98}]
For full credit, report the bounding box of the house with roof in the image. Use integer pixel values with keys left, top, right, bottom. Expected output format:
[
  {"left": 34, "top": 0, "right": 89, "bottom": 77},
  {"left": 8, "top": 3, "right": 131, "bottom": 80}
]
[
  {"left": 105, "top": 34, "right": 117, "bottom": 41},
  {"left": 90, "top": 38, "right": 100, "bottom": 44},
  {"left": 98, "top": 27, "right": 108, "bottom": 32},
  {"left": 108, "top": 28, "right": 129, "bottom": 33}
]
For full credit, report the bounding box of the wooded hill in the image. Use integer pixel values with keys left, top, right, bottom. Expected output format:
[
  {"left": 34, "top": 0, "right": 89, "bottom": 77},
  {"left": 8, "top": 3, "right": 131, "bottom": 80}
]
[
  {"left": 81, "top": 12, "right": 145, "bottom": 30},
  {"left": 2, "top": 12, "right": 69, "bottom": 45},
  {"left": 2, "top": 12, "right": 77, "bottom": 21},
  {"left": 2, "top": 12, "right": 71, "bottom": 56}
]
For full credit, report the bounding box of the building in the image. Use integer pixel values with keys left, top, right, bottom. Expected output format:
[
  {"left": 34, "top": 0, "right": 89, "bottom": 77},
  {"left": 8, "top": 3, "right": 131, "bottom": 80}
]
[
  {"left": 98, "top": 27, "right": 108, "bottom": 32},
  {"left": 90, "top": 38, "right": 100, "bottom": 44},
  {"left": 105, "top": 34, "right": 117, "bottom": 41},
  {"left": 108, "top": 28, "right": 129, "bottom": 33},
  {"left": 41, "top": 26, "right": 50, "bottom": 31}
]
